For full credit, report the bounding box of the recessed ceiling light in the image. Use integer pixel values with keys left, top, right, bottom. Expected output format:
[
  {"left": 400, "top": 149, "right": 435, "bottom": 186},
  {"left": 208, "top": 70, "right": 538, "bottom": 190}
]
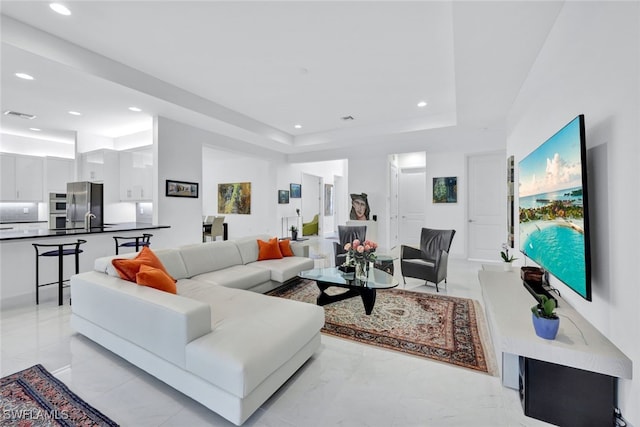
[
  {"left": 29, "top": 128, "right": 42, "bottom": 132},
  {"left": 128, "top": 106, "right": 142, "bottom": 112},
  {"left": 15, "top": 73, "right": 34, "bottom": 80},
  {"left": 68, "top": 111, "right": 82, "bottom": 116},
  {"left": 49, "top": 3, "right": 71, "bottom": 16},
  {"left": 294, "top": 124, "right": 302, "bottom": 129},
  {"left": 417, "top": 101, "right": 428, "bottom": 108}
]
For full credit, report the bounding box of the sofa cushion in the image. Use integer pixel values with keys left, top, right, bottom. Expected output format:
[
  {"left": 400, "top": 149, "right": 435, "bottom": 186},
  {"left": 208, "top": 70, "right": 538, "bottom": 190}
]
[
  {"left": 182, "top": 284, "right": 324, "bottom": 398},
  {"left": 257, "top": 237, "right": 283, "bottom": 261},
  {"left": 95, "top": 248, "right": 189, "bottom": 281},
  {"left": 278, "top": 239, "right": 294, "bottom": 257},
  {"left": 235, "top": 234, "right": 270, "bottom": 265},
  {"left": 249, "top": 257, "right": 315, "bottom": 283},
  {"left": 136, "top": 264, "right": 177, "bottom": 294},
  {"left": 192, "top": 265, "right": 271, "bottom": 290},
  {"left": 179, "top": 241, "right": 243, "bottom": 277},
  {"left": 112, "top": 247, "right": 176, "bottom": 283}
]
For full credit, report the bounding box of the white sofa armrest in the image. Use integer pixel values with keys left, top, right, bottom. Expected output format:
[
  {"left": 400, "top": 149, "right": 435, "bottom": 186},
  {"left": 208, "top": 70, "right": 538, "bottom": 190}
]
[{"left": 71, "top": 271, "right": 211, "bottom": 368}]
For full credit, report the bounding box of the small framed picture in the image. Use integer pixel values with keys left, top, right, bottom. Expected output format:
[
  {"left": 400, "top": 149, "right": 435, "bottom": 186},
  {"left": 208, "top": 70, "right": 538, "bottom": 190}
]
[
  {"left": 166, "top": 180, "right": 199, "bottom": 198},
  {"left": 278, "top": 190, "right": 290, "bottom": 204},
  {"left": 433, "top": 177, "right": 457, "bottom": 203},
  {"left": 290, "top": 183, "right": 301, "bottom": 198}
]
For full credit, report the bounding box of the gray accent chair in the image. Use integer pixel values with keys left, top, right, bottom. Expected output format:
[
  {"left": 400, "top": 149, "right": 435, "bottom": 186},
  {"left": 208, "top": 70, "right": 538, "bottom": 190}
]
[
  {"left": 400, "top": 228, "right": 456, "bottom": 292},
  {"left": 333, "top": 225, "right": 367, "bottom": 267}
]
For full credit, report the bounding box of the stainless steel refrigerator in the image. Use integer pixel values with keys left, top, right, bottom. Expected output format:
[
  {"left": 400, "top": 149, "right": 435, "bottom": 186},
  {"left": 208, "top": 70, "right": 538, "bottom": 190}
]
[{"left": 66, "top": 182, "right": 104, "bottom": 229}]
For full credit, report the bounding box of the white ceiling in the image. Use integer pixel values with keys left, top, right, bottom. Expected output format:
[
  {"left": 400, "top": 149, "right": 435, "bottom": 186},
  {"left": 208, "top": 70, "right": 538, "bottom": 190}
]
[{"left": 0, "top": 1, "right": 564, "bottom": 155}]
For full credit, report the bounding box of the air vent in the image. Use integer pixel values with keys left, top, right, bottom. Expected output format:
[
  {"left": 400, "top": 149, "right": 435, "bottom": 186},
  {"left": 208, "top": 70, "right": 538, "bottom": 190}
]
[
  {"left": 3, "top": 110, "right": 36, "bottom": 120},
  {"left": 341, "top": 115, "right": 355, "bottom": 121}
]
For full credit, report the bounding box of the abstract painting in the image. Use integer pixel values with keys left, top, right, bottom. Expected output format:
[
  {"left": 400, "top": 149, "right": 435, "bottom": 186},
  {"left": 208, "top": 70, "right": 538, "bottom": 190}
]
[
  {"left": 278, "top": 190, "right": 290, "bottom": 204},
  {"left": 433, "top": 177, "right": 457, "bottom": 203},
  {"left": 218, "top": 182, "right": 251, "bottom": 214}
]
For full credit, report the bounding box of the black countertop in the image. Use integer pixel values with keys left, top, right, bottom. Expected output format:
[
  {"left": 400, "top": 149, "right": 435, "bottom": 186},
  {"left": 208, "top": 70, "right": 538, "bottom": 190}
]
[
  {"left": 0, "top": 222, "right": 170, "bottom": 241},
  {"left": 0, "top": 220, "right": 47, "bottom": 224}
]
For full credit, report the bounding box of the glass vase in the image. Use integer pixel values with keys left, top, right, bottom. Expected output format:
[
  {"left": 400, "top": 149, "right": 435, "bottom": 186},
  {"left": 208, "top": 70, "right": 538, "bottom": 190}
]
[{"left": 356, "top": 259, "right": 369, "bottom": 281}]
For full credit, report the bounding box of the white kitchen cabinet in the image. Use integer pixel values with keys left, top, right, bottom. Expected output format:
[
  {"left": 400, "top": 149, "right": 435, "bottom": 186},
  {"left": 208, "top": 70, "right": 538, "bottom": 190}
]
[
  {"left": 0, "top": 154, "right": 43, "bottom": 201},
  {"left": 0, "top": 154, "right": 16, "bottom": 201},
  {"left": 45, "top": 157, "right": 74, "bottom": 193},
  {"left": 79, "top": 150, "right": 105, "bottom": 182},
  {"left": 120, "top": 148, "right": 152, "bottom": 201}
]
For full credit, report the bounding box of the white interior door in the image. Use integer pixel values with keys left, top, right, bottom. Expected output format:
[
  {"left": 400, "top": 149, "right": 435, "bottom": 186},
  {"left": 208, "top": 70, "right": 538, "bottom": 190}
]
[
  {"left": 399, "top": 168, "right": 426, "bottom": 246},
  {"left": 389, "top": 163, "right": 399, "bottom": 249},
  {"left": 467, "top": 152, "right": 506, "bottom": 261}
]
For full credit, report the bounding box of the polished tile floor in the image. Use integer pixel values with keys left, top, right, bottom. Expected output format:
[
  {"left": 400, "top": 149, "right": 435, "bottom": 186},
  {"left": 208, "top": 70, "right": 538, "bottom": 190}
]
[{"left": 1, "top": 237, "right": 551, "bottom": 426}]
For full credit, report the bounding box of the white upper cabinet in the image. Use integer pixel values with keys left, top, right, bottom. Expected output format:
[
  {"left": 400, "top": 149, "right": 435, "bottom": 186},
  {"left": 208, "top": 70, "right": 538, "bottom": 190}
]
[
  {"left": 0, "top": 154, "right": 16, "bottom": 201},
  {"left": 120, "top": 147, "right": 153, "bottom": 201},
  {"left": 45, "top": 157, "right": 74, "bottom": 193},
  {"left": 0, "top": 153, "right": 44, "bottom": 201},
  {"left": 79, "top": 150, "right": 106, "bottom": 182}
]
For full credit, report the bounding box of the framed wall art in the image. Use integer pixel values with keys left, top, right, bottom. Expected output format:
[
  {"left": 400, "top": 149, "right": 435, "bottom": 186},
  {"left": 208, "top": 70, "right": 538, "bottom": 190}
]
[
  {"left": 218, "top": 182, "right": 251, "bottom": 214},
  {"left": 433, "top": 177, "right": 457, "bottom": 203},
  {"left": 166, "top": 180, "right": 199, "bottom": 198},
  {"left": 278, "top": 190, "right": 290, "bottom": 204},
  {"left": 290, "top": 183, "right": 301, "bottom": 198}
]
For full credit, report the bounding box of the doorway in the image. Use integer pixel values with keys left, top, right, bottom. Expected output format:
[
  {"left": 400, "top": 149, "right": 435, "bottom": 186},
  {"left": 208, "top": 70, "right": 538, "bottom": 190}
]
[
  {"left": 467, "top": 151, "right": 506, "bottom": 260},
  {"left": 398, "top": 167, "right": 426, "bottom": 246},
  {"left": 389, "top": 162, "right": 399, "bottom": 249},
  {"left": 301, "top": 173, "right": 321, "bottom": 235}
]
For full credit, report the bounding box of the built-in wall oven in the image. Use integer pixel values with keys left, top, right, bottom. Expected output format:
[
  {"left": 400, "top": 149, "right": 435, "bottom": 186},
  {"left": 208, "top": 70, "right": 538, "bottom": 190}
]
[{"left": 49, "top": 193, "right": 66, "bottom": 229}]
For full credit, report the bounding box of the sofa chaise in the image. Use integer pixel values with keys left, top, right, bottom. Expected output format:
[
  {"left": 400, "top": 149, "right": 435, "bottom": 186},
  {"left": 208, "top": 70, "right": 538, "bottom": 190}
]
[{"left": 70, "top": 235, "right": 323, "bottom": 425}]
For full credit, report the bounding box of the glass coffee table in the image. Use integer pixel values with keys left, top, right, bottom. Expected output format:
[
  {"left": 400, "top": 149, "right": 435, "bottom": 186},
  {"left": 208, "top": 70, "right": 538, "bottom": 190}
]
[{"left": 298, "top": 267, "right": 399, "bottom": 315}]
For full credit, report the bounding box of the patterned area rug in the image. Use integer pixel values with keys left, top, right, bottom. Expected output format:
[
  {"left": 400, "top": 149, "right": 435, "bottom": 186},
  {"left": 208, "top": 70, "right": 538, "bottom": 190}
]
[
  {"left": 269, "top": 280, "right": 494, "bottom": 373},
  {"left": 0, "top": 364, "right": 119, "bottom": 426}
]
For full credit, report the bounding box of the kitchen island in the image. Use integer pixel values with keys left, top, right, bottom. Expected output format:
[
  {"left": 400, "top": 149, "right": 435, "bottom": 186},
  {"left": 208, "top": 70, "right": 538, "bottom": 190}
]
[
  {"left": 0, "top": 223, "right": 170, "bottom": 307},
  {"left": 0, "top": 222, "right": 168, "bottom": 241}
]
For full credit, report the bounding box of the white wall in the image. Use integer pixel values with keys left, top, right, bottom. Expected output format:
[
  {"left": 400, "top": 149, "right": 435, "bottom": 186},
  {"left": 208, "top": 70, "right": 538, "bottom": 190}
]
[
  {"left": 507, "top": 2, "right": 639, "bottom": 423},
  {"left": 348, "top": 153, "right": 389, "bottom": 250},
  {"left": 201, "top": 148, "right": 346, "bottom": 240},
  {"left": 154, "top": 116, "right": 206, "bottom": 248},
  {"left": 114, "top": 129, "right": 152, "bottom": 151},
  {"left": 0, "top": 133, "right": 74, "bottom": 158},
  {"left": 76, "top": 131, "right": 114, "bottom": 153},
  {"left": 202, "top": 146, "right": 280, "bottom": 239},
  {"left": 425, "top": 151, "right": 467, "bottom": 258}
]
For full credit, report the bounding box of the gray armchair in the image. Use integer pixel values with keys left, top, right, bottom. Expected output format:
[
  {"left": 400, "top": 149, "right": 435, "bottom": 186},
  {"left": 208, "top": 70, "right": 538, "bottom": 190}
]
[
  {"left": 400, "top": 228, "right": 456, "bottom": 292},
  {"left": 333, "top": 225, "right": 367, "bottom": 267}
]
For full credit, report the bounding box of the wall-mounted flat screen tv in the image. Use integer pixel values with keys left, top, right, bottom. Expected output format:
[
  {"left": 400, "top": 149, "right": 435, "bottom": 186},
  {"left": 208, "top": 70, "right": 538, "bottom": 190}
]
[{"left": 518, "top": 115, "right": 591, "bottom": 301}]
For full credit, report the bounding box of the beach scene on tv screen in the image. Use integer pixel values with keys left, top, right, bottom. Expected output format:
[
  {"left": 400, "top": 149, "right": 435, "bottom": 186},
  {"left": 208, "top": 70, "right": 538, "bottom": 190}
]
[{"left": 518, "top": 117, "right": 586, "bottom": 297}]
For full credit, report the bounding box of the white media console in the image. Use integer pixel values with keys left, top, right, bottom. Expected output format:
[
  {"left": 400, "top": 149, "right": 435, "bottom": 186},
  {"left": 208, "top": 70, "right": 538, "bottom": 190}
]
[{"left": 478, "top": 267, "right": 632, "bottom": 426}]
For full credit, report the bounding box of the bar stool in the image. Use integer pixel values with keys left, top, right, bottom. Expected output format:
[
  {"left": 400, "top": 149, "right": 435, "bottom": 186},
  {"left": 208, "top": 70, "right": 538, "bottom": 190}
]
[
  {"left": 33, "top": 239, "right": 86, "bottom": 306},
  {"left": 113, "top": 233, "right": 152, "bottom": 255}
]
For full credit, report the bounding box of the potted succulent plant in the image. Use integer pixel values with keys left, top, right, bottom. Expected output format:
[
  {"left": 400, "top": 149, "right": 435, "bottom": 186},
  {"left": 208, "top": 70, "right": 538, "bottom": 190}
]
[
  {"left": 531, "top": 294, "right": 560, "bottom": 340},
  {"left": 290, "top": 225, "right": 298, "bottom": 241}
]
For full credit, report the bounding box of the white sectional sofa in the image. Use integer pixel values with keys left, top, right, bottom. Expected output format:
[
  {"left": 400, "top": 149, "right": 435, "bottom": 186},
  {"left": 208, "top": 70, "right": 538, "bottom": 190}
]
[{"left": 70, "top": 235, "right": 323, "bottom": 425}]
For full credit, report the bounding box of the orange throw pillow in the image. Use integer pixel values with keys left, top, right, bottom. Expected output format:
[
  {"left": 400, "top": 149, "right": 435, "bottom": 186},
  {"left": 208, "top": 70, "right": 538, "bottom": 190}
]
[
  {"left": 257, "top": 237, "right": 283, "bottom": 260},
  {"left": 112, "top": 246, "right": 176, "bottom": 283},
  {"left": 136, "top": 264, "right": 177, "bottom": 294},
  {"left": 279, "top": 239, "right": 294, "bottom": 257}
]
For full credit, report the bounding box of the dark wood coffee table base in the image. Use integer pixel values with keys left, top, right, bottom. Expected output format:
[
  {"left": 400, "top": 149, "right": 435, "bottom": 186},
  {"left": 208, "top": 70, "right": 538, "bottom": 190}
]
[{"left": 316, "top": 282, "right": 377, "bottom": 315}]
